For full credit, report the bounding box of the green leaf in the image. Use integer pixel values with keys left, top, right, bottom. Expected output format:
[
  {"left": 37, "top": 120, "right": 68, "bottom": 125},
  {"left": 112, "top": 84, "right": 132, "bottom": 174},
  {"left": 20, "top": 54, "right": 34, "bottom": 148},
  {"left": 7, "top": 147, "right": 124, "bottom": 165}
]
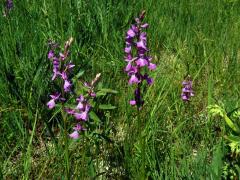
[
  {"left": 224, "top": 114, "right": 240, "bottom": 134},
  {"left": 72, "top": 70, "right": 85, "bottom": 83},
  {"left": 96, "top": 88, "right": 118, "bottom": 97},
  {"left": 99, "top": 104, "right": 116, "bottom": 110},
  {"left": 98, "top": 88, "right": 118, "bottom": 94},
  {"left": 89, "top": 111, "right": 101, "bottom": 123}
]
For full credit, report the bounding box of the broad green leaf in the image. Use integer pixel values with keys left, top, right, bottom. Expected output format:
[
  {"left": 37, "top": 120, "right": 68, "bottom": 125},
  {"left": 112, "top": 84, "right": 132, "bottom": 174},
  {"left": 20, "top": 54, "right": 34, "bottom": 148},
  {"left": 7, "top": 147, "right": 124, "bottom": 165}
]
[
  {"left": 89, "top": 111, "right": 100, "bottom": 123},
  {"left": 223, "top": 114, "right": 240, "bottom": 134}
]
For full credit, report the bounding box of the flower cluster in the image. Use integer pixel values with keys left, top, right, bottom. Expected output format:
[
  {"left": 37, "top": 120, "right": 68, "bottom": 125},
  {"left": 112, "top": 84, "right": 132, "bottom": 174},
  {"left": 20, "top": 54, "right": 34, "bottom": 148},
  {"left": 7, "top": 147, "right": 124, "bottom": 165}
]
[
  {"left": 3, "top": 0, "right": 13, "bottom": 16},
  {"left": 181, "top": 78, "right": 194, "bottom": 101},
  {"left": 47, "top": 37, "right": 74, "bottom": 110},
  {"left": 6, "top": 0, "right": 13, "bottom": 10},
  {"left": 47, "top": 39, "right": 101, "bottom": 139},
  {"left": 66, "top": 73, "right": 101, "bottom": 139},
  {"left": 124, "top": 11, "right": 156, "bottom": 109},
  {"left": 46, "top": 37, "right": 88, "bottom": 139}
]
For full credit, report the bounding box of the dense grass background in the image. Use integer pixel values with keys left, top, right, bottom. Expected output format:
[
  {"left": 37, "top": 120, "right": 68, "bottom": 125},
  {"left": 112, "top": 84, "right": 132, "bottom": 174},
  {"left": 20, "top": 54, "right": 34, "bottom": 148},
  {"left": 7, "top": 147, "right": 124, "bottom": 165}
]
[{"left": 0, "top": 0, "right": 240, "bottom": 179}]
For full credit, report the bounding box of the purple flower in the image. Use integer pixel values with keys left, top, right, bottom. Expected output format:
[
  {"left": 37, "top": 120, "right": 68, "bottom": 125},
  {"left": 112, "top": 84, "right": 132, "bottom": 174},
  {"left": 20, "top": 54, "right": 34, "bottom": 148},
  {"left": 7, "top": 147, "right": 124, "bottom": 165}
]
[
  {"left": 148, "top": 63, "right": 156, "bottom": 70},
  {"left": 127, "top": 29, "right": 136, "bottom": 38},
  {"left": 64, "top": 80, "right": 72, "bottom": 92},
  {"left": 48, "top": 50, "right": 54, "bottom": 59},
  {"left": 47, "top": 93, "right": 61, "bottom": 109},
  {"left": 6, "top": 0, "right": 13, "bottom": 10},
  {"left": 181, "top": 79, "right": 194, "bottom": 101},
  {"left": 124, "top": 11, "right": 156, "bottom": 109},
  {"left": 74, "top": 111, "right": 88, "bottom": 121},
  {"left": 69, "top": 130, "right": 79, "bottom": 139},
  {"left": 129, "top": 100, "right": 136, "bottom": 106},
  {"left": 51, "top": 57, "right": 60, "bottom": 80},
  {"left": 129, "top": 74, "right": 140, "bottom": 84},
  {"left": 136, "top": 57, "right": 148, "bottom": 67},
  {"left": 69, "top": 124, "right": 86, "bottom": 139}
]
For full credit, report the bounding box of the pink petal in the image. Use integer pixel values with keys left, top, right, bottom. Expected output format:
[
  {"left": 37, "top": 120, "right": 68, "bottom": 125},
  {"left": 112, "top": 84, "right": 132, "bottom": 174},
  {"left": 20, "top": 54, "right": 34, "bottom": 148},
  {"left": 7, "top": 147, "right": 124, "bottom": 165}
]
[
  {"left": 69, "top": 131, "right": 79, "bottom": 139},
  {"left": 129, "top": 100, "right": 136, "bottom": 105},
  {"left": 47, "top": 99, "right": 55, "bottom": 109},
  {"left": 148, "top": 63, "right": 156, "bottom": 70}
]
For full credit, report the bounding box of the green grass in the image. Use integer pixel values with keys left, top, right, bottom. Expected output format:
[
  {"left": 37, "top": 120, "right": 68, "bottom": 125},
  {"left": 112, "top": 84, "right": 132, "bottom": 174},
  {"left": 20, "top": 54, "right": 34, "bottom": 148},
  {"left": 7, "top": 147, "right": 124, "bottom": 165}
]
[{"left": 0, "top": 0, "right": 240, "bottom": 179}]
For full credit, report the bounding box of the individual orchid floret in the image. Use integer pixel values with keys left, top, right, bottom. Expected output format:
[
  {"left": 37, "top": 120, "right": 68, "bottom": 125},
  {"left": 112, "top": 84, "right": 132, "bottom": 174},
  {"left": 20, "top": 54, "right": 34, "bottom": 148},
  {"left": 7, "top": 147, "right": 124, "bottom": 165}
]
[
  {"left": 181, "top": 77, "right": 194, "bottom": 101},
  {"left": 48, "top": 50, "right": 54, "bottom": 59},
  {"left": 47, "top": 93, "right": 61, "bottom": 109},
  {"left": 69, "top": 124, "right": 86, "bottom": 139}
]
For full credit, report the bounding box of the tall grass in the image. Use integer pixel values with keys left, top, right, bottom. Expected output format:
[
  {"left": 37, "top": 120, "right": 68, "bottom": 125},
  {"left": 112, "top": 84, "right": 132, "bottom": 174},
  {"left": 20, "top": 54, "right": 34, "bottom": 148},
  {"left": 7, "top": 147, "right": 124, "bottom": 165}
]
[{"left": 0, "top": 0, "right": 239, "bottom": 179}]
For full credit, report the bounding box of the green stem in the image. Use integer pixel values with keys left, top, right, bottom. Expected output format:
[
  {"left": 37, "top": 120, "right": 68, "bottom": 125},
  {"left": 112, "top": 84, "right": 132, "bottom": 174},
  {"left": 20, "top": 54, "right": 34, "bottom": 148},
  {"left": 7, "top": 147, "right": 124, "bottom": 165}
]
[{"left": 61, "top": 107, "right": 70, "bottom": 179}]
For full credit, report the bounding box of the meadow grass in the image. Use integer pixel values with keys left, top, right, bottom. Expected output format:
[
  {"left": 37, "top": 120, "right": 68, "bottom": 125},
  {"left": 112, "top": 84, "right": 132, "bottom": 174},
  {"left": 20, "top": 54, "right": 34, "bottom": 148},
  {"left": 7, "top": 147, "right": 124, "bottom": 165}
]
[{"left": 0, "top": 0, "right": 240, "bottom": 179}]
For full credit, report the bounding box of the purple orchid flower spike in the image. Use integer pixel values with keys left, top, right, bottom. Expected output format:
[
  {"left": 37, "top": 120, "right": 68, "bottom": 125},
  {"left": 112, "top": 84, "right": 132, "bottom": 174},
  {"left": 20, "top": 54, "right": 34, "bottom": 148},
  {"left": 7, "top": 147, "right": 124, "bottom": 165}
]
[
  {"left": 181, "top": 77, "right": 194, "bottom": 101},
  {"left": 124, "top": 11, "right": 156, "bottom": 109},
  {"left": 6, "top": 0, "right": 13, "bottom": 10}
]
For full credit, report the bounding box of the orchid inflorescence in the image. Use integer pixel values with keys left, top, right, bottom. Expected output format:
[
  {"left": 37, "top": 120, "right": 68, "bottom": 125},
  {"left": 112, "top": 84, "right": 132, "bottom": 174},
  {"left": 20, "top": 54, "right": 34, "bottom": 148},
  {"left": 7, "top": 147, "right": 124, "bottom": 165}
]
[
  {"left": 46, "top": 37, "right": 100, "bottom": 139},
  {"left": 124, "top": 11, "right": 156, "bottom": 109},
  {"left": 181, "top": 76, "right": 194, "bottom": 101},
  {"left": 3, "top": 0, "right": 13, "bottom": 16}
]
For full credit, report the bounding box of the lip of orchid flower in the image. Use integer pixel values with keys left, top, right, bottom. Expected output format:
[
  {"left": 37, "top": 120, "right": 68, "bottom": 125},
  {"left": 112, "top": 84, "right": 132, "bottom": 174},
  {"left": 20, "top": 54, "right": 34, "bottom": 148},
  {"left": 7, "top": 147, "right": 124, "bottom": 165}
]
[
  {"left": 74, "top": 111, "right": 88, "bottom": 121},
  {"left": 64, "top": 80, "right": 72, "bottom": 92},
  {"left": 136, "top": 57, "right": 148, "bottom": 67},
  {"left": 136, "top": 40, "right": 148, "bottom": 51},
  {"left": 69, "top": 124, "right": 86, "bottom": 139},
  {"left": 47, "top": 99, "right": 56, "bottom": 109},
  {"left": 129, "top": 100, "right": 136, "bottom": 105},
  {"left": 69, "top": 130, "right": 79, "bottom": 139},
  {"left": 47, "top": 93, "right": 61, "bottom": 109},
  {"left": 127, "top": 29, "right": 136, "bottom": 38},
  {"left": 148, "top": 63, "right": 157, "bottom": 70},
  {"left": 129, "top": 74, "right": 140, "bottom": 85},
  {"left": 48, "top": 50, "right": 54, "bottom": 59}
]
